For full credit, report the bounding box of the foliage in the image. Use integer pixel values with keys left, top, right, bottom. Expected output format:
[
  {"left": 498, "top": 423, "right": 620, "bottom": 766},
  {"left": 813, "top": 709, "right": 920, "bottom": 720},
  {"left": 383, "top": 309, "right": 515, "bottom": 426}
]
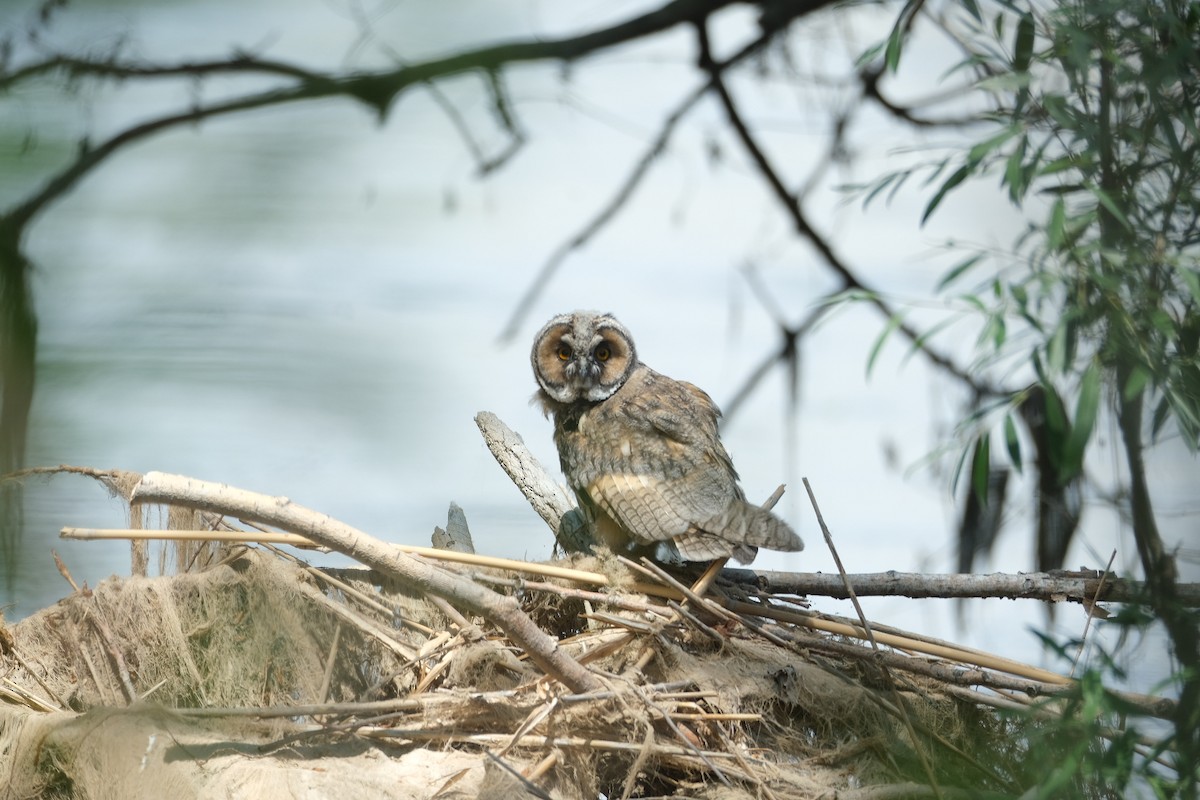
[
  {"left": 872, "top": 0, "right": 1199, "bottom": 465},
  {"left": 1014, "top": 612, "right": 1197, "bottom": 800},
  {"left": 863, "top": 0, "right": 1200, "bottom": 794}
]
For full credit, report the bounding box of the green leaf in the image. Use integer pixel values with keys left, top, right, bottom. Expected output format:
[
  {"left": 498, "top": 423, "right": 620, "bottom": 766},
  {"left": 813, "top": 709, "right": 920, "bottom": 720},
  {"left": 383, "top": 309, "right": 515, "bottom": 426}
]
[
  {"left": 1004, "top": 135, "right": 1029, "bottom": 202},
  {"left": 866, "top": 312, "right": 906, "bottom": 377},
  {"left": 960, "top": 293, "right": 987, "bottom": 313},
  {"left": 902, "top": 316, "right": 958, "bottom": 366},
  {"left": 862, "top": 170, "right": 915, "bottom": 209},
  {"left": 855, "top": 40, "right": 887, "bottom": 69},
  {"left": 978, "top": 314, "right": 1005, "bottom": 351},
  {"left": 1004, "top": 413, "right": 1023, "bottom": 473},
  {"left": 1090, "top": 185, "right": 1133, "bottom": 231},
  {"left": 922, "top": 164, "right": 971, "bottom": 225},
  {"left": 1013, "top": 13, "right": 1035, "bottom": 72},
  {"left": 1175, "top": 264, "right": 1200, "bottom": 304},
  {"left": 967, "top": 125, "right": 1019, "bottom": 165},
  {"left": 884, "top": 0, "right": 924, "bottom": 72},
  {"left": 1032, "top": 350, "right": 1048, "bottom": 386},
  {"left": 884, "top": 28, "right": 904, "bottom": 73},
  {"left": 1150, "top": 395, "right": 1172, "bottom": 442},
  {"left": 937, "top": 254, "right": 985, "bottom": 291},
  {"left": 1123, "top": 366, "right": 1151, "bottom": 401},
  {"left": 975, "top": 72, "right": 1033, "bottom": 92},
  {"left": 1150, "top": 309, "right": 1176, "bottom": 338},
  {"left": 972, "top": 434, "right": 991, "bottom": 504},
  {"left": 950, "top": 441, "right": 972, "bottom": 498},
  {"left": 1042, "top": 383, "right": 1069, "bottom": 449},
  {"left": 1048, "top": 322, "right": 1069, "bottom": 374},
  {"left": 1041, "top": 94, "right": 1077, "bottom": 130},
  {"left": 1061, "top": 362, "right": 1102, "bottom": 480},
  {"left": 1036, "top": 154, "right": 1083, "bottom": 178},
  {"left": 1046, "top": 197, "right": 1066, "bottom": 249}
]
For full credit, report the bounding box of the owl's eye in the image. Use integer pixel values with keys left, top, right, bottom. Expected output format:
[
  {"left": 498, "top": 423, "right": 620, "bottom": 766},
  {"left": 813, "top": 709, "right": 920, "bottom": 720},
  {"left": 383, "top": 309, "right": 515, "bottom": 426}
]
[
  {"left": 594, "top": 343, "right": 612, "bottom": 362},
  {"left": 556, "top": 344, "right": 572, "bottom": 361}
]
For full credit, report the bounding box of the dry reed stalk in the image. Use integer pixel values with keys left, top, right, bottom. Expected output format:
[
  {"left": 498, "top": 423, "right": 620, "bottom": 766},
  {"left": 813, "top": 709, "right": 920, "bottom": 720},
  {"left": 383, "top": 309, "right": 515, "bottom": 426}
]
[
  {"left": 804, "top": 476, "right": 941, "bottom": 798},
  {"left": 62, "top": 527, "right": 611, "bottom": 584},
  {"left": 318, "top": 623, "right": 342, "bottom": 706},
  {"left": 724, "top": 598, "right": 1070, "bottom": 685},
  {"left": 6, "top": 648, "right": 67, "bottom": 709},
  {"left": 61, "top": 522, "right": 1079, "bottom": 690},
  {"left": 523, "top": 751, "right": 559, "bottom": 782},
  {"left": 62, "top": 527, "right": 324, "bottom": 548},
  {"left": 413, "top": 646, "right": 457, "bottom": 694},
  {"left": 85, "top": 604, "right": 136, "bottom": 704},
  {"left": 498, "top": 698, "right": 559, "bottom": 757},
  {"left": 0, "top": 677, "right": 57, "bottom": 712},
  {"left": 176, "top": 691, "right": 509, "bottom": 718}
]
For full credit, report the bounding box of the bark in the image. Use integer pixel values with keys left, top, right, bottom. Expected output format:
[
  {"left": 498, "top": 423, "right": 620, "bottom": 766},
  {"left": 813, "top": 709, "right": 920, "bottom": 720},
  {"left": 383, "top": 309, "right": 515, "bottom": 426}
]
[{"left": 719, "top": 567, "right": 1200, "bottom": 606}]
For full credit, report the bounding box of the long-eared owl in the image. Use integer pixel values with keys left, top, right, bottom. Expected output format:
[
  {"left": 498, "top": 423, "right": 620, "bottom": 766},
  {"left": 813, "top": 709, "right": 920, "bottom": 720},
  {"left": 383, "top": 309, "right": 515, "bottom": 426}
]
[{"left": 531, "top": 310, "right": 803, "bottom": 564}]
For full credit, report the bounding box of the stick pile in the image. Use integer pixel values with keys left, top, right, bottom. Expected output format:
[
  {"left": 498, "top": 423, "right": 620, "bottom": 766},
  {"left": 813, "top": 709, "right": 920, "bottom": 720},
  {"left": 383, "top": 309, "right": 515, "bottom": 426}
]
[{"left": 0, "top": 413, "right": 1182, "bottom": 799}]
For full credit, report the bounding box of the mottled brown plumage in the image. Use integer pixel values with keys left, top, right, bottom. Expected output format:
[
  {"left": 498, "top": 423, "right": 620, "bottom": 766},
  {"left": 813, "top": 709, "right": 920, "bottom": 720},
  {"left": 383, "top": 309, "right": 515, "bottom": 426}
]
[{"left": 531, "top": 310, "right": 803, "bottom": 564}]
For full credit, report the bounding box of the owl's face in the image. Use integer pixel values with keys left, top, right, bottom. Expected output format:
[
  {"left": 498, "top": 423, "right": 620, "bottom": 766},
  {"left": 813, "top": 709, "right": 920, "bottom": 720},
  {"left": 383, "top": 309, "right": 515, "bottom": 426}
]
[{"left": 532, "top": 311, "right": 638, "bottom": 403}]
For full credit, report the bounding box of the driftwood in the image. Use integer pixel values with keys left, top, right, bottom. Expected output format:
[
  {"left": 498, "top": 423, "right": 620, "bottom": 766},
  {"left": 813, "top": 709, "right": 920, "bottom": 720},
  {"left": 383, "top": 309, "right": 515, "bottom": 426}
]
[
  {"left": 128, "top": 471, "right": 599, "bottom": 694},
  {"left": 474, "top": 410, "right": 594, "bottom": 553}
]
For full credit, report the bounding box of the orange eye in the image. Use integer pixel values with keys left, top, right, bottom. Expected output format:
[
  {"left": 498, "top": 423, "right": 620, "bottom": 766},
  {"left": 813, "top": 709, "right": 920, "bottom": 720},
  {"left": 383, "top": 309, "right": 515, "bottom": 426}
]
[
  {"left": 556, "top": 344, "right": 571, "bottom": 361},
  {"left": 594, "top": 343, "right": 611, "bottom": 362}
]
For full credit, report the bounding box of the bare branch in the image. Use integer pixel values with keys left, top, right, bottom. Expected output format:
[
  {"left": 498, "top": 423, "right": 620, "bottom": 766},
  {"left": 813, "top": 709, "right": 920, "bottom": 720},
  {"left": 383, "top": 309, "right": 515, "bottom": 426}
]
[
  {"left": 498, "top": 3, "right": 841, "bottom": 341},
  {"left": 498, "top": 80, "right": 708, "bottom": 342},
  {"left": 719, "top": 567, "right": 1195, "bottom": 606},
  {"left": 8, "top": 0, "right": 831, "bottom": 232},
  {"left": 0, "top": 52, "right": 324, "bottom": 89},
  {"left": 694, "top": 21, "right": 999, "bottom": 398},
  {"left": 859, "top": 68, "right": 981, "bottom": 128}
]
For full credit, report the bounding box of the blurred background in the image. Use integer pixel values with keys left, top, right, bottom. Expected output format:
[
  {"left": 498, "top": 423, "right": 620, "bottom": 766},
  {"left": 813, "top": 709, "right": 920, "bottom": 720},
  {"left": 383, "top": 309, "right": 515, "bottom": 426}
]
[{"left": 1, "top": 0, "right": 1194, "bottom": 699}]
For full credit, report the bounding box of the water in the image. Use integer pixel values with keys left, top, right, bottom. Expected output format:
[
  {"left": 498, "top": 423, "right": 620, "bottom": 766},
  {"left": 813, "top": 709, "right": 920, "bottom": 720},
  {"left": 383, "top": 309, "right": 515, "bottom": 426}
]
[{"left": 2, "top": 1, "right": 1195, "bottom": 708}]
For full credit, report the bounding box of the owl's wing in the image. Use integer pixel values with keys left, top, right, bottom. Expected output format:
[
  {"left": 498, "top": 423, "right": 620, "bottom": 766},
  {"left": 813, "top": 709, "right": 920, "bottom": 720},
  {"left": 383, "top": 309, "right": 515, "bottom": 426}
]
[
  {"left": 577, "top": 367, "right": 803, "bottom": 560},
  {"left": 578, "top": 372, "right": 726, "bottom": 538},
  {"left": 584, "top": 466, "right": 727, "bottom": 544}
]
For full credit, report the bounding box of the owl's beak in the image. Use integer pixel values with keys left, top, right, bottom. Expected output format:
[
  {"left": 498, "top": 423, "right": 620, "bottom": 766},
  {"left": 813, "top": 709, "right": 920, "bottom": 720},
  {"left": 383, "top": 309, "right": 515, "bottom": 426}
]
[{"left": 566, "top": 355, "right": 601, "bottom": 389}]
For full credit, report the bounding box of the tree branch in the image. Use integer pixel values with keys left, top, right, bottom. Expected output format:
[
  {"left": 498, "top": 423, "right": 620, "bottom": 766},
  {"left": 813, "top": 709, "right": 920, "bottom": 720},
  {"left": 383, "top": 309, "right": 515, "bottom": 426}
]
[
  {"left": 858, "top": 68, "right": 981, "bottom": 128},
  {"left": 6, "top": 0, "right": 802, "bottom": 233},
  {"left": 720, "top": 567, "right": 1200, "bottom": 606}
]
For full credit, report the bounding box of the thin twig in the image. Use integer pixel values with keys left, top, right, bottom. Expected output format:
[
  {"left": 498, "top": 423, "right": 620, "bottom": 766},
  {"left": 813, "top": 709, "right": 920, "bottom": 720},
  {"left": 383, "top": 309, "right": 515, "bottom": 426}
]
[
  {"left": 801, "top": 476, "right": 943, "bottom": 800},
  {"left": 52, "top": 550, "right": 80, "bottom": 593},
  {"left": 498, "top": 28, "right": 780, "bottom": 342},
  {"left": 695, "top": 20, "right": 997, "bottom": 398},
  {"left": 1070, "top": 549, "right": 1116, "bottom": 678}
]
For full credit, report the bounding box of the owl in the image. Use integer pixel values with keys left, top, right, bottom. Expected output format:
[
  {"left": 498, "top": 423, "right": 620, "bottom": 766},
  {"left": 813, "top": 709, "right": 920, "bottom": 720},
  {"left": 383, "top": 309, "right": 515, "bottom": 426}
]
[{"left": 531, "top": 310, "right": 803, "bottom": 565}]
